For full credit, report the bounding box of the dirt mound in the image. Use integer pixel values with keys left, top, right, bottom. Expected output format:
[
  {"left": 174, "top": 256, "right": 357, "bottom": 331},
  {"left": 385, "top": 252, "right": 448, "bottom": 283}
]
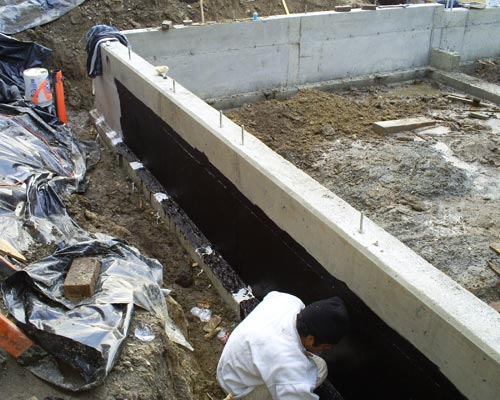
[{"left": 14, "top": 0, "right": 345, "bottom": 110}]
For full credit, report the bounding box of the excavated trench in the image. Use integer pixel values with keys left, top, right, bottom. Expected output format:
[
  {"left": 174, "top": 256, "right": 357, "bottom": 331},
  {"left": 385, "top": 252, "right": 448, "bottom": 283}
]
[{"left": 112, "top": 80, "right": 471, "bottom": 400}]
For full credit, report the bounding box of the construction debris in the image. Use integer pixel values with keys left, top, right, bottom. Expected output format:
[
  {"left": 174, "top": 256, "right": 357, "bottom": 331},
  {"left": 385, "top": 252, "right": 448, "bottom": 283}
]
[
  {"left": 0, "top": 239, "right": 26, "bottom": 262},
  {"left": 203, "top": 315, "right": 222, "bottom": 332},
  {"left": 469, "top": 111, "right": 490, "bottom": 120},
  {"left": 204, "top": 326, "right": 223, "bottom": 339},
  {"left": 64, "top": 257, "right": 101, "bottom": 300},
  {"left": 490, "top": 244, "right": 500, "bottom": 256},
  {"left": 488, "top": 260, "right": 500, "bottom": 277},
  {"left": 446, "top": 93, "right": 481, "bottom": 105},
  {"left": 372, "top": 117, "right": 436, "bottom": 134},
  {"left": 0, "top": 313, "right": 34, "bottom": 358}
]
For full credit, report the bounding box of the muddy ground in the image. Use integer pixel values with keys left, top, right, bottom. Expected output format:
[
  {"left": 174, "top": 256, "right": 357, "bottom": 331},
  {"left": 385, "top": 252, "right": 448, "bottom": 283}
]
[
  {"left": 0, "top": 110, "right": 239, "bottom": 400},
  {"left": 4, "top": 1, "right": 498, "bottom": 398},
  {"left": 4, "top": 0, "right": 354, "bottom": 399},
  {"left": 470, "top": 58, "right": 500, "bottom": 85},
  {"left": 228, "top": 80, "right": 500, "bottom": 302},
  {"left": 14, "top": 0, "right": 347, "bottom": 111},
  {"left": 1, "top": 0, "right": 361, "bottom": 397}
]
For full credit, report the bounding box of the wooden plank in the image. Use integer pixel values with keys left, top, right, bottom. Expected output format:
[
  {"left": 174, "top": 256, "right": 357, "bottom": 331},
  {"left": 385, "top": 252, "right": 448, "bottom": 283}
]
[
  {"left": 446, "top": 94, "right": 481, "bottom": 105},
  {"left": 487, "top": 260, "right": 500, "bottom": 277},
  {"left": 469, "top": 111, "right": 490, "bottom": 120},
  {"left": 372, "top": 118, "right": 436, "bottom": 134},
  {"left": 0, "top": 255, "right": 17, "bottom": 273},
  {"left": 490, "top": 244, "right": 500, "bottom": 256},
  {"left": 0, "top": 239, "right": 26, "bottom": 262}
]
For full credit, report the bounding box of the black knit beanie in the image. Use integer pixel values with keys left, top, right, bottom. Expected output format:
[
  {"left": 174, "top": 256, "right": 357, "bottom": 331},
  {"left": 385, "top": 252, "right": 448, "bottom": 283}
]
[{"left": 298, "top": 297, "right": 349, "bottom": 345}]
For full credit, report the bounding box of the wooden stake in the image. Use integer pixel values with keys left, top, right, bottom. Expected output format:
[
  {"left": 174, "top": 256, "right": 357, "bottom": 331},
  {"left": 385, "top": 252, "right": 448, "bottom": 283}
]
[{"left": 200, "top": 0, "right": 205, "bottom": 24}]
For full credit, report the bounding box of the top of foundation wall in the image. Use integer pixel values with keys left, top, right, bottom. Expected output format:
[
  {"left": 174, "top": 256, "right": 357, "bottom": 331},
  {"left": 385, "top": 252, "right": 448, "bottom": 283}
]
[{"left": 123, "top": 5, "right": 500, "bottom": 99}]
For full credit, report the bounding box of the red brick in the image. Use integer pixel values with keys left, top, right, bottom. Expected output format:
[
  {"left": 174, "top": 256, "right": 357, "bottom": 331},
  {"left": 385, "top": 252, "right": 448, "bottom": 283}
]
[{"left": 64, "top": 258, "right": 101, "bottom": 301}]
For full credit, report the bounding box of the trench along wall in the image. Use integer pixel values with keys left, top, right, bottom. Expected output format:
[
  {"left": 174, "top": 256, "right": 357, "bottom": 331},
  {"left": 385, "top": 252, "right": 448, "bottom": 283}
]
[{"left": 94, "top": 11, "right": 500, "bottom": 399}]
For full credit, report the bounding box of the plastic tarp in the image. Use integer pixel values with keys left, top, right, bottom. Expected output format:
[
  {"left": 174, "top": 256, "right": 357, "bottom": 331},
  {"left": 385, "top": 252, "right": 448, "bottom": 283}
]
[
  {"left": 0, "top": 103, "right": 88, "bottom": 255},
  {"left": 0, "top": 0, "right": 87, "bottom": 35},
  {"left": 0, "top": 34, "right": 192, "bottom": 391},
  {"left": 0, "top": 33, "right": 52, "bottom": 103},
  {"left": 2, "top": 239, "right": 190, "bottom": 390}
]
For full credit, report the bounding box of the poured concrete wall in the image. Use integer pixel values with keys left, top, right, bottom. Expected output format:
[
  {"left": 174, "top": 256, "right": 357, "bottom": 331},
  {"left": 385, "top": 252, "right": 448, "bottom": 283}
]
[
  {"left": 95, "top": 40, "right": 500, "bottom": 399},
  {"left": 124, "top": 5, "right": 500, "bottom": 99}
]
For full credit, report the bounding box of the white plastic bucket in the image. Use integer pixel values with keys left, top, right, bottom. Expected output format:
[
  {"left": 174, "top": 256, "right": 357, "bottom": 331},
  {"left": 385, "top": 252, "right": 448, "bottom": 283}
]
[{"left": 23, "top": 67, "right": 52, "bottom": 107}]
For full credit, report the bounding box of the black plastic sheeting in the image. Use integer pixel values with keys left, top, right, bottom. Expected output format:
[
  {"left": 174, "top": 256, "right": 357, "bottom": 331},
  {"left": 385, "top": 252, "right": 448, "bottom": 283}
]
[
  {"left": 0, "top": 34, "right": 191, "bottom": 391},
  {"left": 0, "top": 103, "right": 88, "bottom": 255},
  {"left": 2, "top": 239, "right": 169, "bottom": 390},
  {"left": 0, "top": 0, "right": 86, "bottom": 35},
  {"left": 0, "top": 33, "right": 52, "bottom": 103}
]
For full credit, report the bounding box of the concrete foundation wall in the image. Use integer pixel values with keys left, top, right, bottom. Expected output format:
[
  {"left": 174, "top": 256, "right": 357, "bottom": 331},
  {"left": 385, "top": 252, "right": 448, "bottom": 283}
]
[
  {"left": 95, "top": 41, "right": 500, "bottom": 400},
  {"left": 124, "top": 5, "right": 500, "bottom": 99}
]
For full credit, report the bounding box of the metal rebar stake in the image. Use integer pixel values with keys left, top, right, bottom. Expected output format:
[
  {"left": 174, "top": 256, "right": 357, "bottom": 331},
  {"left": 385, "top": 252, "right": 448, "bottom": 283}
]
[
  {"left": 241, "top": 125, "right": 245, "bottom": 145},
  {"left": 220, "top": 110, "right": 223, "bottom": 128},
  {"left": 359, "top": 211, "right": 364, "bottom": 234}
]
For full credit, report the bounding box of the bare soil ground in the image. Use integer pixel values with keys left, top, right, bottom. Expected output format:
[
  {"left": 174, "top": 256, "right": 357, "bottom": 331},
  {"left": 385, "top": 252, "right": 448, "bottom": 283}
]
[
  {"left": 470, "top": 57, "right": 500, "bottom": 85},
  {"left": 0, "top": 110, "right": 238, "bottom": 400},
  {"left": 227, "top": 81, "right": 500, "bottom": 303},
  {"left": 14, "top": 0, "right": 346, "bottom": 111}
]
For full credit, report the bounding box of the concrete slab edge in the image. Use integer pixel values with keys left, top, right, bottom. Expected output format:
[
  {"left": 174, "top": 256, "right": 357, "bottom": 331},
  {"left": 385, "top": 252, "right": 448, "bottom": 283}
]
[
  {"left": 431, "top": 69, "right": 500, "bottom": 106},
  {"left": 90, "top": 109, "right": 256, "bottom": 320}
]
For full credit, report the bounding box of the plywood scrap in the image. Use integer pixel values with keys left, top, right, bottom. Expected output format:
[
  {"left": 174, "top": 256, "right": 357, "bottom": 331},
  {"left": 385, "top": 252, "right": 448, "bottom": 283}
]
[
  {"left": 0, "top": 239, "right": 26, "bottom": 262},
  {"left": 64, "top": 257, "right": 101, "bottom": 301},
  {"left": 372, "top": 118, "right": 436, "bottom": 134}
]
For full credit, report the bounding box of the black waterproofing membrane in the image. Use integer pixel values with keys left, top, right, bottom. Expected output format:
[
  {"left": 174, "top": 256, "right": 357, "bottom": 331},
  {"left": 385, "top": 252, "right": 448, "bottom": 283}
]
[
  {"left": 0, "top": 0, "right": 86, "bottom": 35},
  {"left": 0, "top": 34, "right": 192, "bottom": 390}
]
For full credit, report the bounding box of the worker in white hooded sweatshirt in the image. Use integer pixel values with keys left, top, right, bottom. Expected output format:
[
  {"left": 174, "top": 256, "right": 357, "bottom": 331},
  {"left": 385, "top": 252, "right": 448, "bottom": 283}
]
[{"left": 217, "top": 291, "right": 349, "bottom": 399}]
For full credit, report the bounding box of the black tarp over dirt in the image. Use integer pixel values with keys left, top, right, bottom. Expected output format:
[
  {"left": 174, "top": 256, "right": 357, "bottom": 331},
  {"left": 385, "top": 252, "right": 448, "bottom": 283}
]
[
  {"left": 0, "top": 34, "right": 190, "bottom": 391},
  {"left": 0, "top": 0, "right": 87, "bottom": 35}
]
